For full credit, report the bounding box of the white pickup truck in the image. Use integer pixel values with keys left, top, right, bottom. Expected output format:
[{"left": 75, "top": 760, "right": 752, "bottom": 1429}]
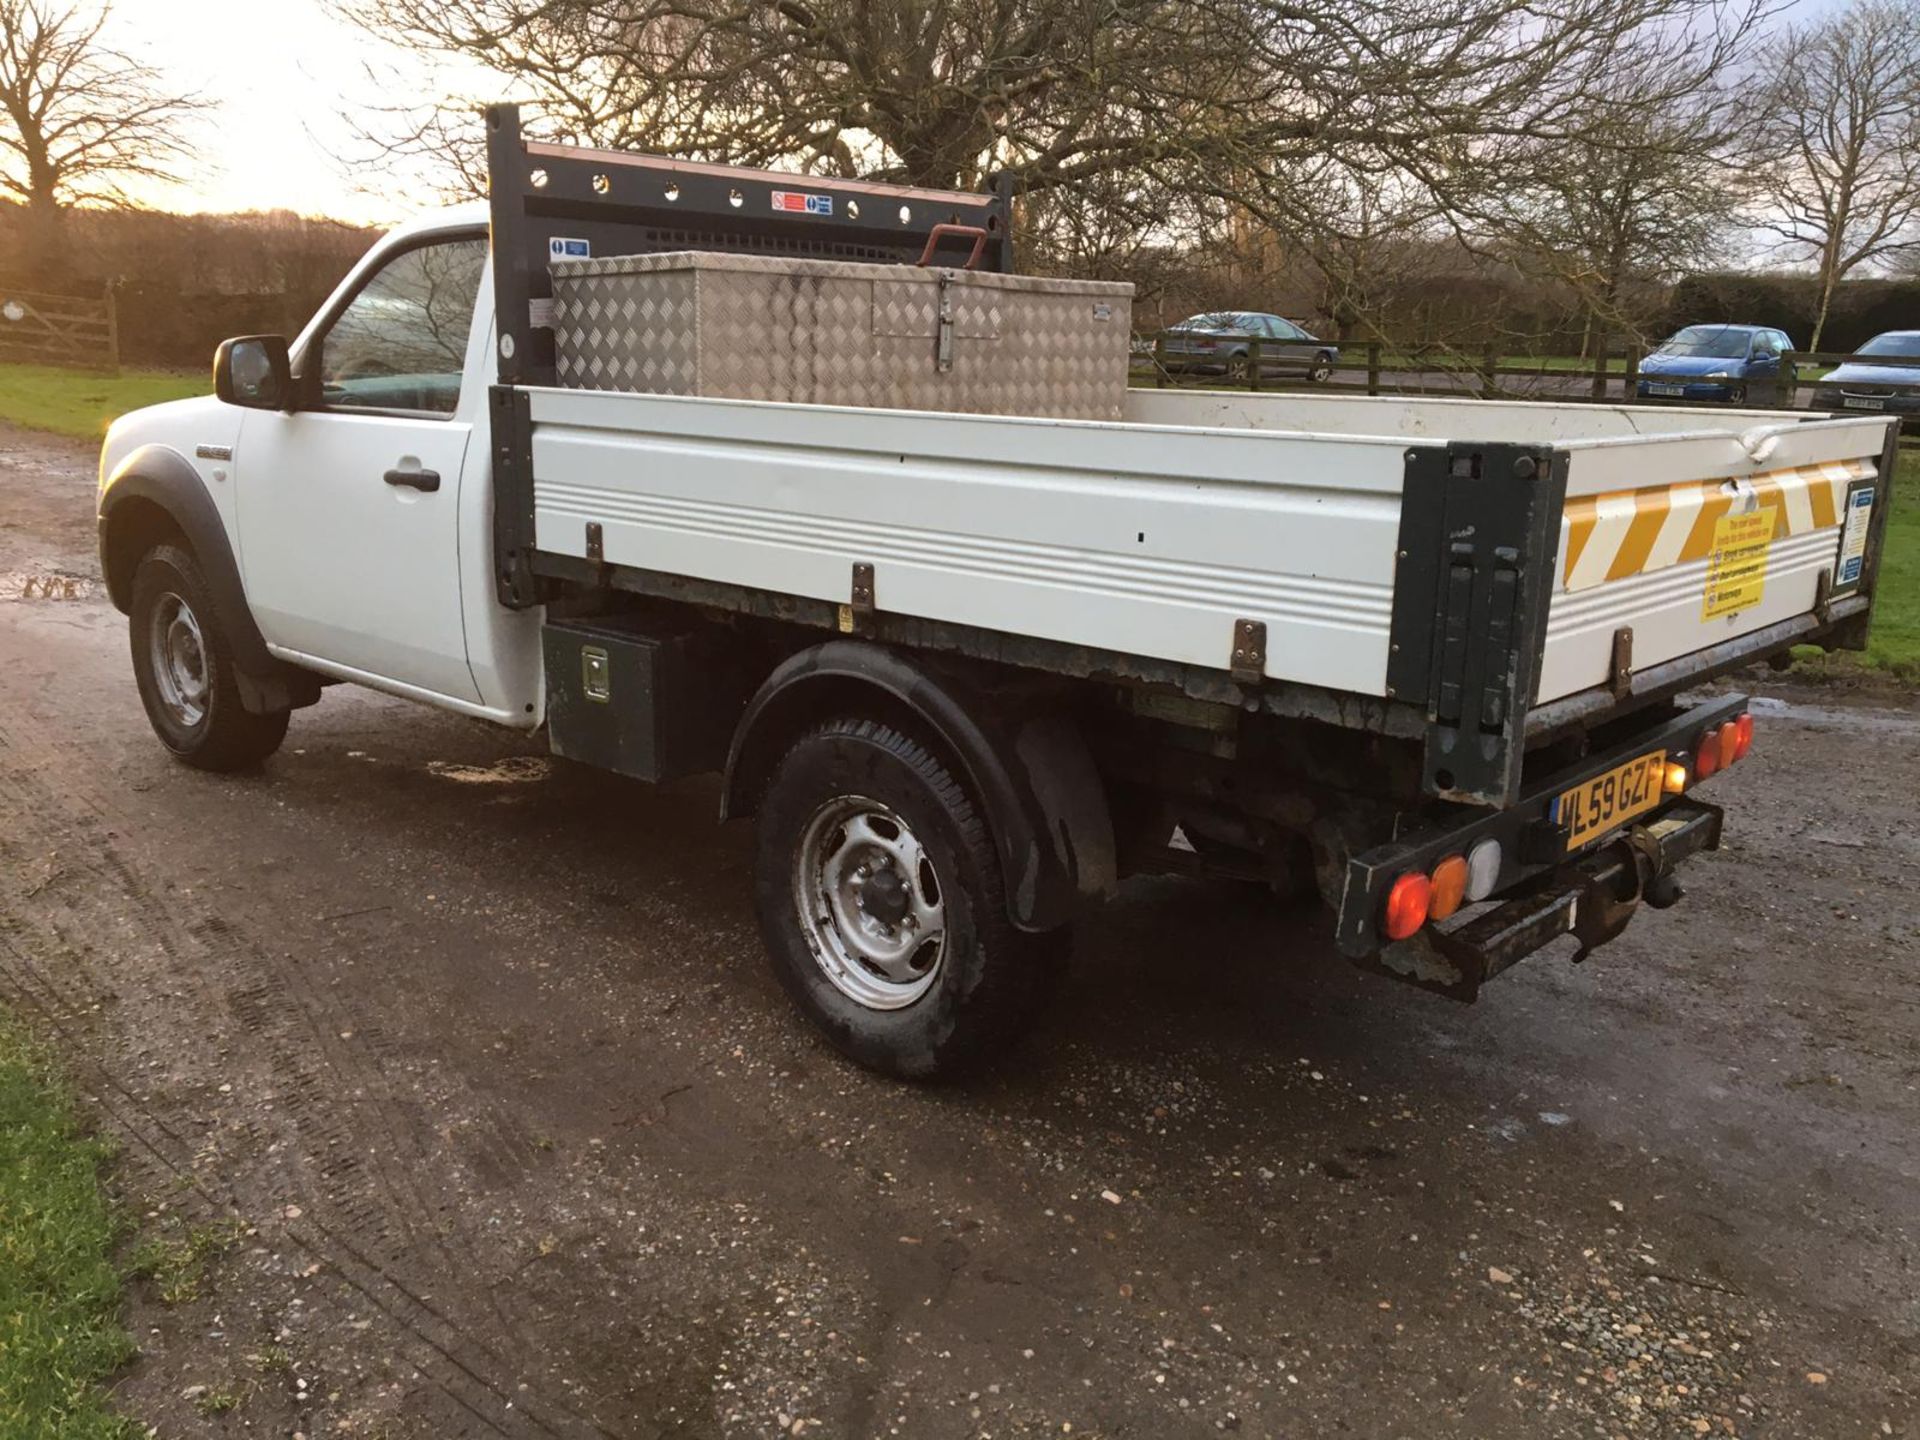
[{"left": 97, "top": 109, "right": 1899, "bottom": 1078}]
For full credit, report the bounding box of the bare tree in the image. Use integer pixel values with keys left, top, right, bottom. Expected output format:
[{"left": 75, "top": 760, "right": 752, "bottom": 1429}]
[
  {"left": 1470, "top": 76, "right": 1754, "bottom": 355},
  {"left": 340, "top": 0, "right": 1762, "bottom": 271},
  {"left": 0, "top": 0, "right": 209, "bottom": 279},
  {"left": 1753, "top": 0, "right": 1920, "bottom": 351}
]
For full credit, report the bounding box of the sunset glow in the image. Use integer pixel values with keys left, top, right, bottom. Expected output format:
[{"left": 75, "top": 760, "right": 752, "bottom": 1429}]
[{"left": 107, "top": 0, "right": 494, "bottom": 223}]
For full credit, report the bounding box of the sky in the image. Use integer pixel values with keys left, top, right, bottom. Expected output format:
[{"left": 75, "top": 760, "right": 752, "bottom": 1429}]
[{"left": 109, "top": 0, "right": 492, "bottom": 224}]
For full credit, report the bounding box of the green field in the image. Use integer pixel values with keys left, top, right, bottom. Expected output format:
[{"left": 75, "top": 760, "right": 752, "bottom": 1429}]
[
  {"left": 0, "top": 1019, "right": 139, "bottom": 1437},
  {"left": 1802, "top": 448, "right": 1919, "bottom": 679},
  {"left": 0, "top": 362, "right": 205, "bottom": 439}
]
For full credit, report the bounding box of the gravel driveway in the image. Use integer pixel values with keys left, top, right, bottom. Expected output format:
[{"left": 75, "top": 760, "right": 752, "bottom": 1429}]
[{"left": 1, "top": 422, "right": 1915, "bottom": 1438}]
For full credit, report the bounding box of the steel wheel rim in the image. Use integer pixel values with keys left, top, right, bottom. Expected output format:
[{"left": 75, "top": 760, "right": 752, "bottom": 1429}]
[
  {"left": 148, "top": 591, "right": 209, "bottom": 728},
  {"left": 793, "top": 794, "right": 947, "bottom": 1010}
]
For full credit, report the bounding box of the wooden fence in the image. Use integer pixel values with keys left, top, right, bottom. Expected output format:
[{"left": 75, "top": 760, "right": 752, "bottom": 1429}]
[
  {"left": 1130, "top": 333, "right": 1916, "bottom": 441},
  {"left": 1131, "top": 334, "right": 1643, "bottom": 402},
  {"left": 0, "top": 284, "right": 119, "bottom": 371}
]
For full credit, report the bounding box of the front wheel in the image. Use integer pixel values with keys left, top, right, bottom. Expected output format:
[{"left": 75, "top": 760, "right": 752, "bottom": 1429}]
[
  {"left": 1309, "top": 351, "right": 1335, "bottom": 382},
  {"left": 130, "top": 544, "right": 289, "bottom": 771},
  {"left": 753, "top": 718, "right": 1063, "bottom": 1080}
]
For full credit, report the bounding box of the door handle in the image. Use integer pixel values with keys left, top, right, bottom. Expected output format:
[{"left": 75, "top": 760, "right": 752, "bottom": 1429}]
[{"left": 384, "top": 466, "right": 441, "bottom": 493}]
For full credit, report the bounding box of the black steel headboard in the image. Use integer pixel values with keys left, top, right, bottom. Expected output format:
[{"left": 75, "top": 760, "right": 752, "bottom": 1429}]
[{"left": 483, "top": 103, "right": 1016, "bottom": 387}]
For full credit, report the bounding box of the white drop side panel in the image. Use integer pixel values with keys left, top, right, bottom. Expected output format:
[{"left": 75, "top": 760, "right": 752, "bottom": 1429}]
[{"left": 524, "top": 389, "right": 1410, "bottom": 696}]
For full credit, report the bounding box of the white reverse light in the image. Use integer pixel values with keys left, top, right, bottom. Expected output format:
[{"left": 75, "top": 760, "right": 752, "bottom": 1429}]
[{"left": 1465, "top": 837, "right": 1503, "bottom": 902}]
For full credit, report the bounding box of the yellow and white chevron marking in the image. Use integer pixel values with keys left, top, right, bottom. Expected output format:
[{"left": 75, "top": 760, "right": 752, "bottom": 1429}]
[{"left": 1560, "top": 458, "right": 1873, "bottom": 592}]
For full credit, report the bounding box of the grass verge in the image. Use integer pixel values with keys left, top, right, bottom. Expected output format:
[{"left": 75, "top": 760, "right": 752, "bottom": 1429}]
[
  {"left": 0, "top": 1017, "right": 139, "bottom": 1438},
  {"left": 1795, "top": 447, "right": 1919, "bottom": 682},
  {"left": 0, "top": 361, "right": 205, "bottom": 441}
]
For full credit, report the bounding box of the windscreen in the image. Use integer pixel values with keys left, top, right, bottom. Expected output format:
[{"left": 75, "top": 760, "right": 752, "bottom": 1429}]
[
  {"left": 1654, "top": 326, "right": 1751, "bottom": 359},
  {"left": 1855, "top": 332, "right": 1920, "bottom": 358}
]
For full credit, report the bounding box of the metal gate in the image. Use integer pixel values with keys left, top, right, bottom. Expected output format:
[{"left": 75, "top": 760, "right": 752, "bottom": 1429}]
[{"left": 0, "top": 285, "right": 118, "bottom": 370}]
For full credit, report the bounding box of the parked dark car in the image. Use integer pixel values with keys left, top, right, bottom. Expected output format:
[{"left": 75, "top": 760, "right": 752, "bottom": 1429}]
[
  {"left": 1154, "top": 312, "right": 1339, "bottom": 382},
  {"left": 1636, "top": 324, "right": 1792, "bottom": 404},
  {"left": 1811, "top": 330, "right": 1920, "bottom": 417}
]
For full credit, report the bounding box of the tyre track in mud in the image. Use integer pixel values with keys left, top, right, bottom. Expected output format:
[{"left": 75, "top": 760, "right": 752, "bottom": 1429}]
[{"left": 0, "top": 710, "right": 627, "bottom": 1440}]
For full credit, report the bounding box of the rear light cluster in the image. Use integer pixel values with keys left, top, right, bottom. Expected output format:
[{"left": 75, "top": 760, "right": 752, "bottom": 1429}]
[
  {"left": 1690, "top": 711, "right": 1754, "bottom": 781},
  {"left": 1379, "top": 712, "right": 1753, "bottom": 943},
  {"left": 1382, "top": 836, "right": 1504, "bottom": 941}
]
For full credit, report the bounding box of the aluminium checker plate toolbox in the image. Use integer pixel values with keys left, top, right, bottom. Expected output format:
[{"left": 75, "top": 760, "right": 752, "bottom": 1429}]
[{"left": 548, "top": 249, "right": 1134, "bottom": 420}]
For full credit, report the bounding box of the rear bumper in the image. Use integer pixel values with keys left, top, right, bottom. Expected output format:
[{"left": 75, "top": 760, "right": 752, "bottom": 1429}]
[
  {"left": 1364, "top": 799, "right": 1722, "bottom": 1000},
  {"left": 1636, "top": 378, "right": 1745, "bottom": 401},
  {"left": 1812, "top": 389, "right": 1920, "bottom": 417},
  {"left": 1336, "top": 692, "right": 1748, "bottom": 997}
]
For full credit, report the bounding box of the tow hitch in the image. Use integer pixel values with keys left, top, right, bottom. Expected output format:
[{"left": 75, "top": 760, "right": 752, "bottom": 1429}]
[{"left": 1365, "top": 799, "right": 1723, "bottom": 1001}]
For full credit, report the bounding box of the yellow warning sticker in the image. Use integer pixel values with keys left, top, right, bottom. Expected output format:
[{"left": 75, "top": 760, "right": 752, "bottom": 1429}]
[{"left": 1702, "top": 509, "right": 1774, "bottom": 619}]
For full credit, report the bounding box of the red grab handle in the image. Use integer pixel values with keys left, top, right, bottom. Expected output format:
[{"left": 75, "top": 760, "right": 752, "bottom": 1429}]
[{"left": 916, "top": 223, "right": 990, "bottom": 270}]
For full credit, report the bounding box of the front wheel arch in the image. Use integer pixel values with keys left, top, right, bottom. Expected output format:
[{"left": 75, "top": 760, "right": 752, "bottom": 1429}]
[{"left": 100, "top": 449, "right": 319, "bottom": 713}]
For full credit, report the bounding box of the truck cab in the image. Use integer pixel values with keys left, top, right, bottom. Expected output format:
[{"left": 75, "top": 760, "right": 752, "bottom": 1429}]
[{"left": 100, "top": 208, "right": 545, "bottom": 729}]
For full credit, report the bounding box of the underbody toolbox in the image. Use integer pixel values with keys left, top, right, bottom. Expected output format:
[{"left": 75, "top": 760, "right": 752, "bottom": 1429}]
[{"left": 542, "top": 616, "right": 750, "bottom": 783}]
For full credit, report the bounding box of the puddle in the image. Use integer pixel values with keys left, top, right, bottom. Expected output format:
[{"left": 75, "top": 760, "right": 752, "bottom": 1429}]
[
  {"left": 424, "top": 757, "right": 553, "bottom": 785},
  {"left": 1747, "top": 694, "right": 1920, "bottom": 736},
  {"left": 0, "top": 570, "right": 96, "bottom": 601}
]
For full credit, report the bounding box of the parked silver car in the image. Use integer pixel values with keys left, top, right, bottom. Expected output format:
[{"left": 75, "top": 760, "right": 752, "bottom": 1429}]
[
  {"left": 1154, "top": 312, "right": 1339, "bottom": 382},
  {"left": 1811, "top": 330, "right": 1920, "bottom": 417}
]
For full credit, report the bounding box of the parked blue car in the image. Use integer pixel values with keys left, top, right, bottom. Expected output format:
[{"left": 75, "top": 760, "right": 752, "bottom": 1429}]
[
  {"left": 1636, "top": 324, "right": 1793, "bottom": 404},
  {"left": 1811, "top": 331, "right": 1920, "bottom": 417}
]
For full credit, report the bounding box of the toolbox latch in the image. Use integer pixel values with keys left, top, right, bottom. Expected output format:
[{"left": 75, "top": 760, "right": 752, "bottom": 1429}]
[{"left": 935, "top": 272, "right": 955, "bottom": 373}]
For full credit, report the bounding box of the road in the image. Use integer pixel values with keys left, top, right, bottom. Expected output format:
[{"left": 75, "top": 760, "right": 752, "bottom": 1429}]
[{"left": 1, "top": 421, "right": 1915, "bottom": 1439}]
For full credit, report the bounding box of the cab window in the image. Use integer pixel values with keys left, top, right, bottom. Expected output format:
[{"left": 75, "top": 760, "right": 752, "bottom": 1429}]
[{"left": 317, "top": 236, "right": 487, "bottom": 416}]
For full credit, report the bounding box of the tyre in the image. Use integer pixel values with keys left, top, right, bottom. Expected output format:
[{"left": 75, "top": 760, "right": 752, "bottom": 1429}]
[
  {"left": 1726, "top": 385, "right": 1747, "bottom": 405},
  {"left": 1309, "top": 351, "right": 1335, "bottom": 383},
  {"left": 129, "top": 543, "right": 290, "bottom": 771},
  {"left": 753, "top": 717, "right": 1062, "bottom": 1080},
  {"left": 1223, "top": 351, "right": 1250, "bottom": 382}
]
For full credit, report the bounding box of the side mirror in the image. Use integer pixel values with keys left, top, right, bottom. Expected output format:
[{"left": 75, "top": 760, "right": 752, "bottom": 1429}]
[{"left": 214, "top": 335, "right": 293, "bottom": 410}]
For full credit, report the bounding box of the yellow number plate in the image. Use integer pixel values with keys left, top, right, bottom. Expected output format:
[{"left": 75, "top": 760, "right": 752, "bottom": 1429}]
[{"left": 1556, "top": 750, "right": 1667, "bottom": 852}]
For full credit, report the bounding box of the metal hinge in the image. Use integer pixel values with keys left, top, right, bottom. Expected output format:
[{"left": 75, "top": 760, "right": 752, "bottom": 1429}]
[
  {"left": 1229, "top": 618, "right": 1267, "bottom": 686},
  {"left": 838, "top": 562, "right": 876, "bottom": 636},
  {"left": 1609, "top": 626, "right": 1633, "bottom": 700}
]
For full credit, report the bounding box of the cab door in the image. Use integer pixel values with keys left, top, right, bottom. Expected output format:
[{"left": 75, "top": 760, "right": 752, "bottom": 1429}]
[{"left": 235, "top": 232, "right": 489, "bottom": 703}]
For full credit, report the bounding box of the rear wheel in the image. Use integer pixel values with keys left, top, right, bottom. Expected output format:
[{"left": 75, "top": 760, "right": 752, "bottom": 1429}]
[
  {"left": 753, "top": 717, "right": 1062, "bottom": 1080},
  {"left": 1223, "top": 351, "right": 1250, "bottom": 382},
  {"left": 129, "top": 544, "right": 289, "bottom": 771}
]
